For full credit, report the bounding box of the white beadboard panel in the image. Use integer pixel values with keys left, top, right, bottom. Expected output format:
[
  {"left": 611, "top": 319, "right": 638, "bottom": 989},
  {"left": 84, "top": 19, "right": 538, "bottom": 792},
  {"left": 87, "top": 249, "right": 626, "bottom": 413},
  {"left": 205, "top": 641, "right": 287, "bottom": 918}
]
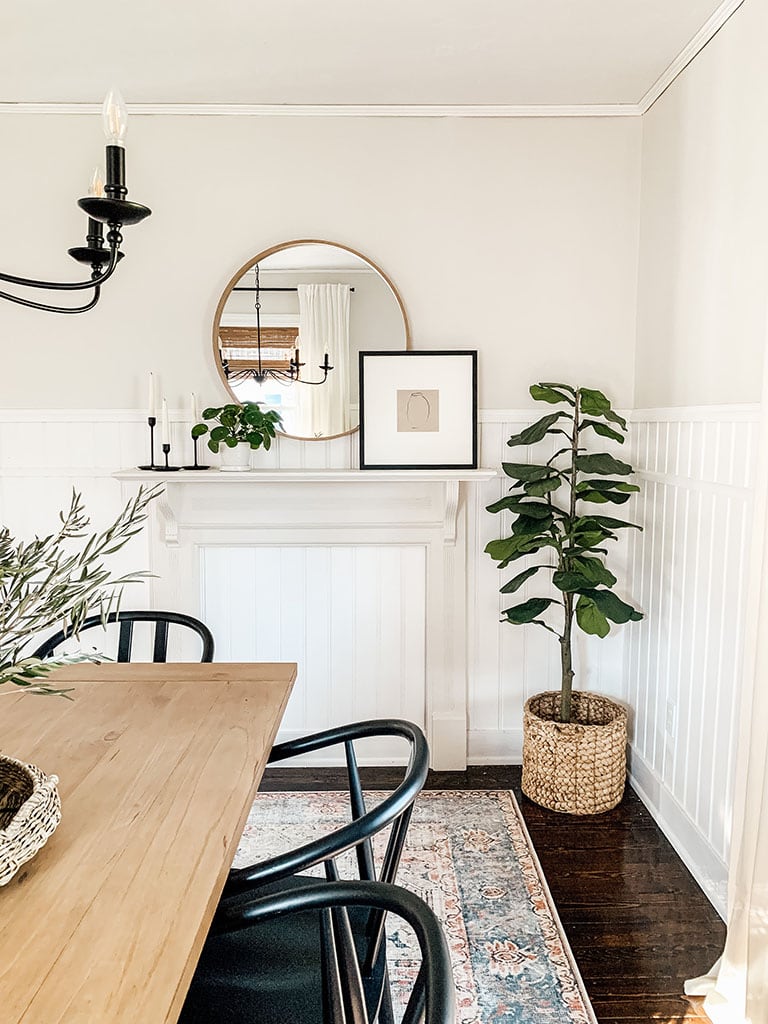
[
  {"left": 625, "top": 406, "right": 759, "bottom": 918},
  {"left": 200, "top": 544, "right": 427, "bottom": 762}
]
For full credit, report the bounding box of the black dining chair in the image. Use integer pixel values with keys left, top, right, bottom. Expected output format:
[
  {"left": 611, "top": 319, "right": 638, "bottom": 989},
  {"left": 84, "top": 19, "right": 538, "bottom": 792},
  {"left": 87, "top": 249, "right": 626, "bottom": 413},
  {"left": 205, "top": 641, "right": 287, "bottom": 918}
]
[
  {"left": 224, "top": 719, "right": 429, "bottom": 898},
  {"left": 180, "top": 880, "right": 455, "bottom": 1024},
  {"left": 32, "top": 609, "right": 215, "bottom": 663},
  {"left": 220, "top": 719, "right": 429, "bottom": 1023}
]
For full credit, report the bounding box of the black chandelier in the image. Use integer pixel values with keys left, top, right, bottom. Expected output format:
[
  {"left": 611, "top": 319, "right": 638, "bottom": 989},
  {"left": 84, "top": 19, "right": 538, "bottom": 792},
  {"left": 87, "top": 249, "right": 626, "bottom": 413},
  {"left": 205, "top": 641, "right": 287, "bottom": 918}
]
[
  {"left": 224, "top": 263, "right": 334, "bottom": 387},
  {"left": 0, "top": 89, "right": 151, "bottom": 314}
]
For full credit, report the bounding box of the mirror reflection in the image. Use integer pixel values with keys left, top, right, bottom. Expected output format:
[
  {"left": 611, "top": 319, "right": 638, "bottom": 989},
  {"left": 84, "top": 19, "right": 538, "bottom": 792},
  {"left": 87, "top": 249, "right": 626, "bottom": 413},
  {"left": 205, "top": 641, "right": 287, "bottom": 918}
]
[{"left": 213, "top": 241, "right": 410, "bottom": 439}]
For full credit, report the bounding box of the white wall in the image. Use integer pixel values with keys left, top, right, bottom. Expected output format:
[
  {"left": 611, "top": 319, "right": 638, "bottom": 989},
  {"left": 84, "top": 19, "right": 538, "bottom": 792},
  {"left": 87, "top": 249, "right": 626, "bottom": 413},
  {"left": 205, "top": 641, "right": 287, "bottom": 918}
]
[
  {"left": 628, "top": 0, "right": 768, "bottom": 916},
  {"left": 0, "top": 114, "right": 641, "bottom": 411},
  {"left": 635, "top": 0, "right": 768, "bottom": 408}
]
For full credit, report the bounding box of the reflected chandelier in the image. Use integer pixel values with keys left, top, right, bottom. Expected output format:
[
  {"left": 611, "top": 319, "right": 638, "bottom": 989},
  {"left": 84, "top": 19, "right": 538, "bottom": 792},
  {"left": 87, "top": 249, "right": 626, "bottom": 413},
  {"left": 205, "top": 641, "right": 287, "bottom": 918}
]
[
  {"left": 224, "top": 263, "right": 334, "bottom": 387},
  {"left": 0, "top": 89, "right": 151, "bottom": 314}
]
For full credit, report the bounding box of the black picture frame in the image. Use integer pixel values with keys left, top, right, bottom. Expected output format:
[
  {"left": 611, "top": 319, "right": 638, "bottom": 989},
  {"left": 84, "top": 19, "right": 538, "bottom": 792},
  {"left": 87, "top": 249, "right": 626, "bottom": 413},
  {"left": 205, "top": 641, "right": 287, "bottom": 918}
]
[{"left": 360, "top": 348, "right": 479, "bottom": 468}]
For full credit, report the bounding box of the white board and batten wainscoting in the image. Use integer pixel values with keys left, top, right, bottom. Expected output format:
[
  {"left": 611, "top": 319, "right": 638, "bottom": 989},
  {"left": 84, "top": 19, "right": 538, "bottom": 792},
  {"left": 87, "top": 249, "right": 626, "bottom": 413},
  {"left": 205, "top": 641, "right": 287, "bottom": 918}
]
[{"left": 0, "top": 402, "right": 758, "bottom": 916}]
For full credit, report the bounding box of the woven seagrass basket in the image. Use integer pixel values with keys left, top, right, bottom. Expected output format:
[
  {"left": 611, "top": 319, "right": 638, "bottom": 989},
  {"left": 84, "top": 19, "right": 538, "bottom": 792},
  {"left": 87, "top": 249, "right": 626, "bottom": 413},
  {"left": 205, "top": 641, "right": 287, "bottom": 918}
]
[
  {"left": 522, "top": 691, "right": 627, "bottom": 815},
  {"left": 0, "top": 756, "right": 61, "bottom": 885}
]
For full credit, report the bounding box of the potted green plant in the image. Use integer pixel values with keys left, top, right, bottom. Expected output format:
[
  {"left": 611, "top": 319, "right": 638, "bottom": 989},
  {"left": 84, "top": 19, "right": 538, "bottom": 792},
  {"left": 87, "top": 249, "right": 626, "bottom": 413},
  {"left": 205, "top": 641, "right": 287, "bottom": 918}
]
[
  {"left": 0, "top": 484, "right": 160, "bottom": 882},
  {"left": 485, "top": 383, "right": 643, "bottom": 814},
  {"left": 192, "top": 402, "right": 282, "bottom": 472}
]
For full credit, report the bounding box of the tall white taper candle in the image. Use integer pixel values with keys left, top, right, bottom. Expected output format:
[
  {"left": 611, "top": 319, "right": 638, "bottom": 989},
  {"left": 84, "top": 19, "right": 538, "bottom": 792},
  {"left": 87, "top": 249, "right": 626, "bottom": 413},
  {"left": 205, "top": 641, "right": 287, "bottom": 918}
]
[
  {"left": 161, "top": 399, "right": 170, "bottom": 445},
  {"left": 148, "top": 372, "right": 156, "bottom": 419}
]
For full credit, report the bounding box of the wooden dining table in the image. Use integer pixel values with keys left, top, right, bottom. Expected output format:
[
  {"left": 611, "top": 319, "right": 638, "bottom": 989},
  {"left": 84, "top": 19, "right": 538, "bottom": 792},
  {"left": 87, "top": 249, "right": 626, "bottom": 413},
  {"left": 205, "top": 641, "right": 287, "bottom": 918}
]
[{"left": 0, "top": 661, "right": 296, "bottom": 1024}]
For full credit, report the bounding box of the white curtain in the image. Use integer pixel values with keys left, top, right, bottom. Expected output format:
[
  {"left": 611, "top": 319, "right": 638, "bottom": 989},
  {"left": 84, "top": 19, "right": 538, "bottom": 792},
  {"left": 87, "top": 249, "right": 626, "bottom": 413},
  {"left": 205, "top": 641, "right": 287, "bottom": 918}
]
[
  {"left": 295, "top": 284, "right": 351, "bottom": 437},
  {"left": 685, "top": 348, "right": 768, "bottom": 1024}
]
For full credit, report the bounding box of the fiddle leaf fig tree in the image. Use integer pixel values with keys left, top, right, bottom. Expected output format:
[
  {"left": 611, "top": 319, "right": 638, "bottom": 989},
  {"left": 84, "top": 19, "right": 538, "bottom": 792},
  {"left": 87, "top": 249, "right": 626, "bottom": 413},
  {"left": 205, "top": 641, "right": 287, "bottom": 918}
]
[{"left": 485, "top": 383, "right": 643, "bottom": 723}]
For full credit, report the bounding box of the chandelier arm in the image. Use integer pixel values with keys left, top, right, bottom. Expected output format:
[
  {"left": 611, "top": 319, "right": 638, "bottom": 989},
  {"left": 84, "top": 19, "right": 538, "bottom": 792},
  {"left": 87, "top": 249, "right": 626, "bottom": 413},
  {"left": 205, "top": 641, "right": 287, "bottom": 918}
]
[
  {"left": 0, "top": 285, "right": 101, "bottom": 314},
  {"left": 0, "top": 244, "right": 120, "bottom": 291},
  {"left": 230, "top": 367, "right": 332, "bottom": 386}
]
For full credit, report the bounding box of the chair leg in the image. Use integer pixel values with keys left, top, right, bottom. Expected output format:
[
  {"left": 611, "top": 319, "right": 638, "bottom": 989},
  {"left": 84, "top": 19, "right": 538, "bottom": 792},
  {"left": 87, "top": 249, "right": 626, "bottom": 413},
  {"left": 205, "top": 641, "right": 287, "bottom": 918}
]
[
  {"left": 401, "top": 967, "right": 427, "bottom": 1024},
  {"left": 320, "top": 908, "right": 349, "bottom": 1024},
  {"left": 376, "top": 964, "right": 396, "bottom": 1024},
  {"left": 333, "top": 906, "right": 371, "bottom": 1024}
]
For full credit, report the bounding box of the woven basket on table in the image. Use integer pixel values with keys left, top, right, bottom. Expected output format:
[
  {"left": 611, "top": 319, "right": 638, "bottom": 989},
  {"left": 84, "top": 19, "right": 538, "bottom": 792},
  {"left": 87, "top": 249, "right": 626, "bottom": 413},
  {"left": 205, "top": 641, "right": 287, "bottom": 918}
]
[
  {"left": 522, "top": 691, "right": 627, "bottom": 815},
  {"left": 0, "top": 756, "right": 61, "bottom": 885}
]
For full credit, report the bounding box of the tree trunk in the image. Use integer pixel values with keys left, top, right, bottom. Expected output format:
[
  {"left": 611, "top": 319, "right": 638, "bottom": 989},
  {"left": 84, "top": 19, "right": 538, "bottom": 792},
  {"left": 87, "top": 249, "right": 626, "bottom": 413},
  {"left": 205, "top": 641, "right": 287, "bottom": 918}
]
[
  {"left": 560, "top": 595, "right": 574, "bottom": 723},
  {"left": 560, "top": 390, "right": 580, "bottom": 723}
]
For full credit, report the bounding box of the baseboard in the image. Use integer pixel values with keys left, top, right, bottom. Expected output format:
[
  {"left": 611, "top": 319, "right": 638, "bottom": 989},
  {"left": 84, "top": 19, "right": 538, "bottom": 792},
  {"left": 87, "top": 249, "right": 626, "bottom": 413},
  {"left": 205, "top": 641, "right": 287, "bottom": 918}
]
[
  {"left": 431, "top": 713, "right": 469, "bottom": 771},
  {"left": 467, "top": 728, "right": 522, "bottom": 764},
  {"left": 628, "top": 747, "right": 727, "bottom": 919}
]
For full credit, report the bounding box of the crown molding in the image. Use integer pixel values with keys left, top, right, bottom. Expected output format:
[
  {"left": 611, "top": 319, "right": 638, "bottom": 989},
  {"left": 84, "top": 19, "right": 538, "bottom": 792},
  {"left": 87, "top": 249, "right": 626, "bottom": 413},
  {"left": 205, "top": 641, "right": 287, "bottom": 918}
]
[
  {"left": 638, "top": 0, "right": 746, "bottom": 113},
  {"left": 0, "top": 2, "right": 747, "bottom": 122},
  {"left": 0, "top": 101, "right": 641, "bottom": 119}
]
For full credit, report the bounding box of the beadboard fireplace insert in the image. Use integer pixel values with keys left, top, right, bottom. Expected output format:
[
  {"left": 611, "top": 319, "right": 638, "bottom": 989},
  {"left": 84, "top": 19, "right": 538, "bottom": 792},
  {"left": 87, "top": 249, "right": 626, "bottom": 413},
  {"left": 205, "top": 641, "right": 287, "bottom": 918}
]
[{"left": 116, "top": 468, "right": 495, "bottom": 769}]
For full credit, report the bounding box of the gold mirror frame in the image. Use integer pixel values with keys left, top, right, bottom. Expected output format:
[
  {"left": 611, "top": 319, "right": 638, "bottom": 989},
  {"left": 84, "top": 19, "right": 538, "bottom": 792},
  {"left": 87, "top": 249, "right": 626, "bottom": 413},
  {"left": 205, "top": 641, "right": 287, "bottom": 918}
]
[{"left": 211, "top": 239, "right": 411, "bottom": 441}]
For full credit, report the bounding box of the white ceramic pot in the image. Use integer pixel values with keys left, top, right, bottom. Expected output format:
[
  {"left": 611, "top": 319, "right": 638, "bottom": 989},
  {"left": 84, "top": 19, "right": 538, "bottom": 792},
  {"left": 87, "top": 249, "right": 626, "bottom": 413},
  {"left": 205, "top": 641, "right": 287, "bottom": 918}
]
[{"left": 219, "top": 442, "right": 252, "bottom": 472}]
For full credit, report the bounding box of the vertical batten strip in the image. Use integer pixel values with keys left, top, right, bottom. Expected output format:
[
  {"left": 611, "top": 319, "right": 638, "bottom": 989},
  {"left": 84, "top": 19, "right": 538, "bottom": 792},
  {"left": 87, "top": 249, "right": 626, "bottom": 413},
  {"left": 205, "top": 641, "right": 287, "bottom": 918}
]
[
  {"left": 721, "top": 498, "right": 750, "bottom": 861},
  {"left": 706, "top": 494, "right": 732, "bottom": 845},
  {"left": 671, "top": 486, "right": 690, "bottom": 798}
]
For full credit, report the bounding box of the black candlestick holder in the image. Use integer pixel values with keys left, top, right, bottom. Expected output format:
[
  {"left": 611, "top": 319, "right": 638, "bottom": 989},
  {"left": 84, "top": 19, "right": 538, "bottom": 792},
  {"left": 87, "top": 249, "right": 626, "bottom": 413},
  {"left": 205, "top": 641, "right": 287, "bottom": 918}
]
[
  {"left": 137, "top": 416, "right": 157, "bottom": 470},
  {"left": 157, "top": 442, "right": 181, "bottom": 472},
  {"left": 183, "top": 434, "right": 211, "bottom": 471}
]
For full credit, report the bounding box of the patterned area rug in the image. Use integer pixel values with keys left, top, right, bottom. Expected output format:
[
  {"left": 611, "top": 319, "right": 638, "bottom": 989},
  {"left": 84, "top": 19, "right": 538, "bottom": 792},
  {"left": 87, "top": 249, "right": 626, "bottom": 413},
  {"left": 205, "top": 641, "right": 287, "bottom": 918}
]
[{"left": 234, "top": 790, "right": 596, "bottom": 1024}]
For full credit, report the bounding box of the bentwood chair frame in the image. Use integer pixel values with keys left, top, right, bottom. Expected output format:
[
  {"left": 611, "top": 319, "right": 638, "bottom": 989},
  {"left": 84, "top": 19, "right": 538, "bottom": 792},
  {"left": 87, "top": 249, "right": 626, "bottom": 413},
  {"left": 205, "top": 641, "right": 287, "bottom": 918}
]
[
  {"left": 187, "top": 880, "right": 455, "bottom": 1024},
  {"left": 223, "top": 719, "right": 429, "bottom": 1023},
  {"left": 32, "top": 609, "right": 215, "bottom": 663},
  {"left": 226, "top": 719, "right": 428, "bottom": 897}
]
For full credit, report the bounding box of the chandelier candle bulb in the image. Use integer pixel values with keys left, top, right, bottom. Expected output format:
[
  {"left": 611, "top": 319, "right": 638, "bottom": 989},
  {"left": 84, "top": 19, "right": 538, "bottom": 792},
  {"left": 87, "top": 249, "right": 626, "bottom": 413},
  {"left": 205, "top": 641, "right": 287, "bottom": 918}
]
[
  {"left": 102, "top": 88, "right": 128, "bottom": 146},
  {"left": 102, "top": 89, "right": 128, "bottom": 200},
  {"left": 89, "top": 168, "right": 105, "bottom": 198}
]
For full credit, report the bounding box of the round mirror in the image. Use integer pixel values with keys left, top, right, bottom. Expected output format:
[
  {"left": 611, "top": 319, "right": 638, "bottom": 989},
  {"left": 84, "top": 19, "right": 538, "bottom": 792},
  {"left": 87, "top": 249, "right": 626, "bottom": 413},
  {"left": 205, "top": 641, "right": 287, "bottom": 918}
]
[{"left": 212, "top": 240, "right": 410, "bottom": 440}]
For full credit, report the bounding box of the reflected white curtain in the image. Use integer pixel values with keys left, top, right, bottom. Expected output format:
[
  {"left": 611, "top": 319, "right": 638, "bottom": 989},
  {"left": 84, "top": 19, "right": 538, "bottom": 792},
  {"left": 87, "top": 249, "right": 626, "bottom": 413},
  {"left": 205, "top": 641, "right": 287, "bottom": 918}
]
[
  {"left": 295, "top": 284, "right": 350, "bottom": 437},
  {"left": 685, "top": 351, "right": 768, "bottom": 1024}
]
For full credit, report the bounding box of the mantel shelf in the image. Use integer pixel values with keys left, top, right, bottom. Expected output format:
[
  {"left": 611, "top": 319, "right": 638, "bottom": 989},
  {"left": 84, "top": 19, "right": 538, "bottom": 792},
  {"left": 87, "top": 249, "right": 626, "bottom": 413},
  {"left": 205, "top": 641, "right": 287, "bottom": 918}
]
[
  {"left": 114, "top": 467, "right": 496, "bottom": 547},
  {"left": 115, "top": 468, "right": 497, "bottom": 484}
]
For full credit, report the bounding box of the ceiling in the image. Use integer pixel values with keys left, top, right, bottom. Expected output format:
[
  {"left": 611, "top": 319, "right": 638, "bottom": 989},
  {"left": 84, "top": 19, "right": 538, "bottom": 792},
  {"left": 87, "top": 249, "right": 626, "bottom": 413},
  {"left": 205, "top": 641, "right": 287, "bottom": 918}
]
[
  {"left": 260, "top": 246, "right": 372, "bottom": 272},
  {"left": 1, "top": 0, "right": 735, "bottom": 110}
]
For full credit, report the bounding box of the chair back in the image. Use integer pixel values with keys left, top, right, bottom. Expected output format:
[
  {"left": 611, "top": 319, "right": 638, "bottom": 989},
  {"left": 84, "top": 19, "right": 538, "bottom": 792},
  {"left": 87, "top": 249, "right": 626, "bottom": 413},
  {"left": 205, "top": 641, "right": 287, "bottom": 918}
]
[
  {"left": 212, "top": 880, "right": 455, "bottom": 1024},
  {"left": 228, "top": 719, "right": 428, "bottom": 894},
  {"left": 227, "top": 719, "right": 428, "bottom": 1002},
  {"left": 32, "top": 610, "right": 215, "bottom": 663}
]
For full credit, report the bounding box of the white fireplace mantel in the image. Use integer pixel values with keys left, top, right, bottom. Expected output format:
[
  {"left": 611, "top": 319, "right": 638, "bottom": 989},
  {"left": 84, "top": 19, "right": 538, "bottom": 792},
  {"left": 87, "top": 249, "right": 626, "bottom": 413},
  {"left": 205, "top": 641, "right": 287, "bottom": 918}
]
[
  {"left": 115, "top": 466, "right": 496, "bottom": 770},
  {"left": 115, "top": 468, "right": 496, "bottom": 545}
]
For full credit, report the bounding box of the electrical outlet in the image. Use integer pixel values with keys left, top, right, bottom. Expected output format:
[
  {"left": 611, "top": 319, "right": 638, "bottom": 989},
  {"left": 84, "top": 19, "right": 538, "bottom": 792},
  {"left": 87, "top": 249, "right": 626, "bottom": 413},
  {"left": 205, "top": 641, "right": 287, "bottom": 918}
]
[{"left": 665, "top": 700, "right": 677, "bottom": 739}]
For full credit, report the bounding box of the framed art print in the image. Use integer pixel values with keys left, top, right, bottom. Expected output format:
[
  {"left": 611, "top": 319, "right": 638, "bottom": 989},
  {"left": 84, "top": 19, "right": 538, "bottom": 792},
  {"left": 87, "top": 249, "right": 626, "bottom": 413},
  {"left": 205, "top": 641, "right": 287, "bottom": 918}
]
[{"left": 359, "top": 350, "right": 478, "bottom": 469}]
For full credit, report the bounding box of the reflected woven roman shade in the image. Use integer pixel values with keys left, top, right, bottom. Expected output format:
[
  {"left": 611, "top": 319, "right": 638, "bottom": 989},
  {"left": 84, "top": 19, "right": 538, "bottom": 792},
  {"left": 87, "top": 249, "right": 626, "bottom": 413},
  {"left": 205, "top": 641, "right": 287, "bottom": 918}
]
[{"left": 219, "top": 326, "right": 298, "bottom": 371}]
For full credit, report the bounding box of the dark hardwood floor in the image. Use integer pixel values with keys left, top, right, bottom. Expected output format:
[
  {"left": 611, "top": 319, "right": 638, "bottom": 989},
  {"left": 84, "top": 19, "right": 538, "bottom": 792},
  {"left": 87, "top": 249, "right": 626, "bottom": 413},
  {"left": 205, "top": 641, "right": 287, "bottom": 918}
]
[{"left": 260, "top": 764, "right": 725, "bottom": 1024}]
